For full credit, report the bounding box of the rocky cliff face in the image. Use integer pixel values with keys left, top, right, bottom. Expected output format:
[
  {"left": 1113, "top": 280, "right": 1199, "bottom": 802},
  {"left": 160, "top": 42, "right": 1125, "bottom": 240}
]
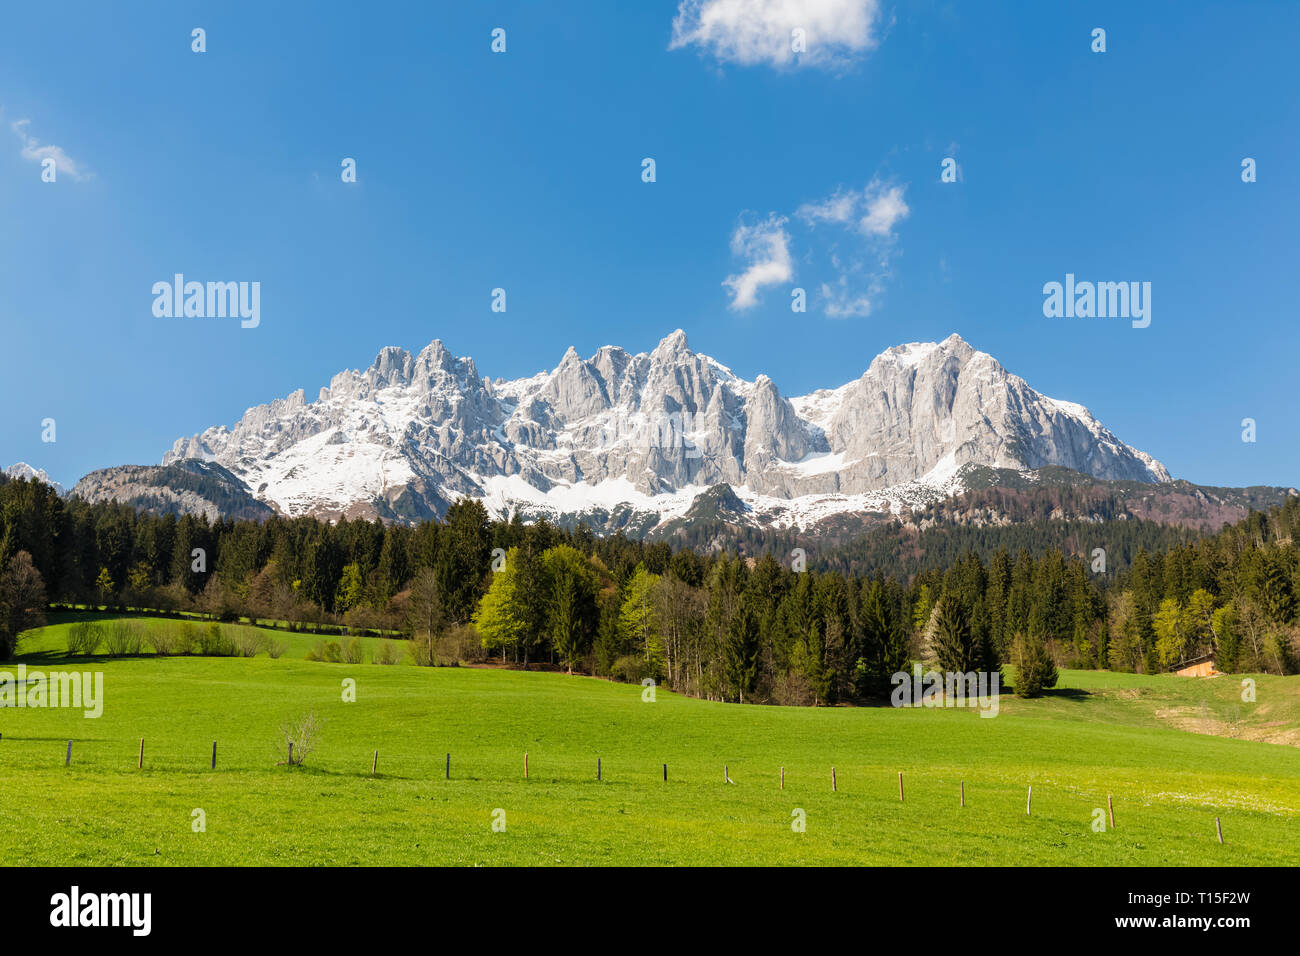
[
  {"left": 817, "top": 335, "right": 1168, "bottom": 490},
  {"left": 146, "top": 330, "right": 1169, "bottom": 528},
  {"left": 71, "top": 460, "right": 274, "bottom": 522}
]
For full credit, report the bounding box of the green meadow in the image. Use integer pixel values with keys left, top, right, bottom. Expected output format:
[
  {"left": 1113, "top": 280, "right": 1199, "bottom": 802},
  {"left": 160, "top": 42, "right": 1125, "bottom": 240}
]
[{"left": 1, "top": 614, "right": 1297, "bottom": 866}]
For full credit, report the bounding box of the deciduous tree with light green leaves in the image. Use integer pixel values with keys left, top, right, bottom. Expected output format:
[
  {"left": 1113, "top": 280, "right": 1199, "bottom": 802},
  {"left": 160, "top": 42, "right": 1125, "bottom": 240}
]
[
  {"left": 94, "top": 567, "right": 115, "bottom": 606},
  {"left": 1153, "top": 597, "right": 1195, "bottom": 668},
  {"left": 619, "top": 565, "right": 663, "bottom": 672},
  {"left": 335, "top": 562, "right": 364, "bottom": 615},
  {"left": 472, "top": 548, "right": 526, "bottom": 664}
]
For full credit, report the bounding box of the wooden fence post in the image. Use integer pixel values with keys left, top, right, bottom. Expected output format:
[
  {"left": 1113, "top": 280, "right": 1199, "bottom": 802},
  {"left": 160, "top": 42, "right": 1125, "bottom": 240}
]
[
  {"left": 525, "top": 752, "right": 529, "bottom": 779},
  {"left": 1027, "top": 785, "right": 1032, "bottom": 816},
  {"left": 898, "top": 771, "right": 904, "bottom": 802},
  {"left": 138, "top": 737, "right": 144, "bottom": 769},
  {"left": 1108, "top": 794, "right": 1114, "bottom": 828},
  {"left": 65, "top": 740, "right": 72, "bottom": 766},
  {"left": 960, "top": 780, "right": 965, "bottom": 807},
  {"left": 372, "top": 750, "right": 378, "bottom": 776},
  {"left": 780, "top": 766, "right": 785, "bottom": 790},
  {"left": 1216, "top": 817, "right": 1224, "bottom": 844},
  {"left": 288, "top": 741, "right": 294, "bottom": 766},
  {"left": 597, "top": 757, "right": 602, "bottom": 781},
  {"left": 445, "top": 753, "right": 450, "bottom": 780},
  {"left": 212, "top": 741, "right": 217, "bottom": 770},
  {"left": 831, "top": 767, "right": 837, "bottom": 792},
  {"left": 663, "top": 763, "right": 667, "bottom": 782}
]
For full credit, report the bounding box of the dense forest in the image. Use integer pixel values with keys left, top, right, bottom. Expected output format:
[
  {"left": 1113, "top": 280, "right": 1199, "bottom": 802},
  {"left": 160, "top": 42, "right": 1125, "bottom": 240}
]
[
  {"left": 0, "top": 473, "right": 1296, "bottom": 702},
  {"left": 657, "top": 476, "right": 1255, "bottom": 577}
]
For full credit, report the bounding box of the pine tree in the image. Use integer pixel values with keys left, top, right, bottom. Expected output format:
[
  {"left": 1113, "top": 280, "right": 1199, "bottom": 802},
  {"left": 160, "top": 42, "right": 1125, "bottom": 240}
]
[
  {"left": 855, "top": 578, "right": 908, "bottom": 696},
  {"left": 544, "top": 545, "right": 598, "bottom": 673},
  {"left": 436, "top": 499, "right": 493, "bottom": 625},
  {"left": 1260, "top": 555, "right": 1296, "bottom": 624},
  {"left": 1212, "top": 604, "right": 1241, "bottom": 672},
  {"left": 376, "top": 526, "right": 410, "bottom": 602},
  {"left": 930, "top": 592, "right": 981, "bottom": 674},
  {"left": 723, "top": 601, "right": 760, "bottom": 704},
  {"left": 301, "top": 532, "right": 342, "bottom": 614},
  {"left": 1011, "top": 631, "right": 1057, "bottom": 697}
]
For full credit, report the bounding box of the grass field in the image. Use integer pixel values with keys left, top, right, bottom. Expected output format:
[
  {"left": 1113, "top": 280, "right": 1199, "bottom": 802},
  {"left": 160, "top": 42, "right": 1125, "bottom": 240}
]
[{"left": 2, "top": 614, "right": 1298, "bottom": 866}]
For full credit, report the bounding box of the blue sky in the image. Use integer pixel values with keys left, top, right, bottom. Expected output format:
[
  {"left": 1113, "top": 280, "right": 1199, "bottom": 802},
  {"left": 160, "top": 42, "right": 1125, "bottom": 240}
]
[{"left": 2, "top": 0, "right": 1297, "bottom": 490}]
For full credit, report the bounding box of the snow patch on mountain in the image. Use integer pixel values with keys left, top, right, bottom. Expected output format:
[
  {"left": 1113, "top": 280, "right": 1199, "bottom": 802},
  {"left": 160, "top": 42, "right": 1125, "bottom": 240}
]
[
  {"left": 3, "top": 462, "right": 64, "bottom": 495},
  {"left": 159, "top": 330, "right": 1171, "bottom": 530}
]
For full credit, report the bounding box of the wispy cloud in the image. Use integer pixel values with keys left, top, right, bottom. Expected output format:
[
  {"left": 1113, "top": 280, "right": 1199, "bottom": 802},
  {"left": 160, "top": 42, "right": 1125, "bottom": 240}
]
[
  {"left": 669, "top": 0, "right": 882, "bottom": 70},
  {"left": 820, "top": 272, "right": 880, "bottom": 318},
  {"left": 794, "top": 187, "right": 858, "bottom": 225},
  {"left": 798, "top": 178, "right": 908, "bottom": 317},
  {"left": 729, "top": 176, "right": 909, "bottom": 318},
  {"left": 11, "top": 118, "right": 90, "bottom": 181},
  {"left": 723, "top": 214, "right": 793, "bottom": 310},
  {"left": 797, "top": 178, "right": 909, "bottom": 237},
  {"left": 858, "top": 182, "right": 909, "bottom": 236}
]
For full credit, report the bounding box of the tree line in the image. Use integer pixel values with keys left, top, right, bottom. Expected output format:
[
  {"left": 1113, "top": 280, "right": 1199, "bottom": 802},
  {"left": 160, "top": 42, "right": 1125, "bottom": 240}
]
[{"left": 0, "top": 472, "right": 1296, "bottom": 697}]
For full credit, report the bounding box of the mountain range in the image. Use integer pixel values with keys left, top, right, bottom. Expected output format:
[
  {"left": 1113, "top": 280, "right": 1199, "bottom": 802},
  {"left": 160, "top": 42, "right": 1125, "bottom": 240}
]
[{"left": 43, "top": 329, "right": 1223, "bottom": 532}]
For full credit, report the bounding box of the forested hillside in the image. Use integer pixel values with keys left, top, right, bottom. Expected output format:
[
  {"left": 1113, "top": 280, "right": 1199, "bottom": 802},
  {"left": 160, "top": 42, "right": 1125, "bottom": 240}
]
[{"left": 0, "top": 472, "right": 1296, "bottom": 704}]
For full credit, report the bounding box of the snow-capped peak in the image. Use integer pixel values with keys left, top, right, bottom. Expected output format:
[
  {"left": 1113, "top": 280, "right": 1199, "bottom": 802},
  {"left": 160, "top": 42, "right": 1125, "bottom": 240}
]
[
  {"left": 156, "top": 331, "right": 1169, "bottom": 528},
  {"left": 3, "top": 462, "right": 65, "bottom": 495}
]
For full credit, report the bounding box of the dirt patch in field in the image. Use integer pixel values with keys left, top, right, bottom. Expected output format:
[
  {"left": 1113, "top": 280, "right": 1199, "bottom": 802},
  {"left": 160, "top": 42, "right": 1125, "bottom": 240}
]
[{"left": 1152, "top": 705, "right": 1300, "bottom": 748}]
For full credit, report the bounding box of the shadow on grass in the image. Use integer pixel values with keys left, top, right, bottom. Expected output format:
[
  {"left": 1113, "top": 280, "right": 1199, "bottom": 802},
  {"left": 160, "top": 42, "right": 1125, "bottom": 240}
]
[
  {"left": 12, "top": 651, "right": 247, "bottom": 667},
  {"left": 1044, "top": 688, "right": 1092, "bottom": 700}
]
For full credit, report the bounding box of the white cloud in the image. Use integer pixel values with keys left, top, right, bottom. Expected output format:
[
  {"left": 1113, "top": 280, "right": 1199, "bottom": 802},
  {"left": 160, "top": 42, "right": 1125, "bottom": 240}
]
[
  {"left": 722, "top": 176, "right": 908, "bottom": 317},
  {"left": 790, "top": 177, "right": 909, "bottom": 317},
  {"left": 820, "top": 273, "right": 880, "bottom": 318},
  {"left": 859, "top": 182, "right": 909, "bottom": 236},
  {"left": 797, "top": 178, "right": 909, "bottom": 237},
  {"left": 669, "top": 0, "right": 882, "bottom": 69},
  {"left": 723, "top": 214, "right": 793, "bottom": 310},
  {"left": 794, "top": 187, "right": 858, "bottom": 225},
  {"left": 12, "top": 119, "right": 90, "bottom": 181}
]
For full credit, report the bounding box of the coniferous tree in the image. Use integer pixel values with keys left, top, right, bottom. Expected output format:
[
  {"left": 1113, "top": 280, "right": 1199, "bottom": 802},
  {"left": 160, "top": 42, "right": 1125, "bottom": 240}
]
[
  {"left": 1260, "top": 555, "right": 1296, "bottom": 624},
  {"left": 855, "top": 577, "right": 909, "bottom": 696},
  {"left": 723, "top": 601, "right": 760, "bottom": 704},
  {"left": 544, "top": 545, "right": 598, "bottom": 673},
  {"left": 1011, "top": 631, "right": 1057, "bottom": 697},
  {"left": 436, "top": 500, "right": 492, "bottom": 625},
  {"left": 930, "top": 592, "right": 982, "bottom": 674}
]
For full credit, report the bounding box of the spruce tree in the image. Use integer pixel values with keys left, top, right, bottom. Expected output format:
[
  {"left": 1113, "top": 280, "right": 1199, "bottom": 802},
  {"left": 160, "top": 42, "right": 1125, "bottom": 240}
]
[
  {"left": 723, "top": 601, "right": 760, "bottom": 704},
  {"left": 1011, "top": 631, "right": 1058, "bottom": 698},
  {"left": 930, "top": 592, "right": 981, "bottom": 673}
]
